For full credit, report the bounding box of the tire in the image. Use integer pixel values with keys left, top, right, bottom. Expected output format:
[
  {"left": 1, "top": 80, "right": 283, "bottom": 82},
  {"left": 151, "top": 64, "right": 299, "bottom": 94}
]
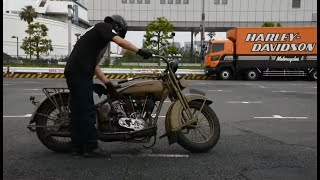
[
  {"left": 177, "top": 101, "right": 220, "bottom": 153},
  {"left": 35, "top": 93, "right": 72, "bottom": 153},
  {"left": 309, "top": 70, "right": 317, "bottom": 81},
  {"left": 218, "top": 69, "right": 233, "bottom": 80},
  {"left": 246, "top": 69, "right": 259, "bottom": 81}
]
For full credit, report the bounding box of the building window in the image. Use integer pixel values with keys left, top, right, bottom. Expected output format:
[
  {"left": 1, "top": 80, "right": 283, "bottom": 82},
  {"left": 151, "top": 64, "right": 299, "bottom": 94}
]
[
  {"left": 122, "top": 0, "right": 127, "bottom": 3},
  {"left": 129, "top": 0, "right": 135, "bottom": 3},
  {"left": 222, "top": 0, "right": 227, "bottom": 4},
  {"left": 168, "top": 0, "right": 173, "bottom": 4},
  {"left": 160, "top": 0, "right": 165, "bottom": 4},
  {"left": 292, "top": 0, "right": 301, "bottom": 8},
  {"left": 183, "top": 0, "right": 189, "bottom": 4},
  {"left": 312, "top": 13, "right": 317, "bottom": 21},
  {"left": 145, "top": 0, "right": 150, "bottom": 4},
  {"left": 137, "top": 0, "right": 142, "bottom": 3},
  {"left": 176, "top": 0, "right": 181, "bottom": 4},
  {"left": 214, "top": 0, "right": 220, "bottom": 4}
]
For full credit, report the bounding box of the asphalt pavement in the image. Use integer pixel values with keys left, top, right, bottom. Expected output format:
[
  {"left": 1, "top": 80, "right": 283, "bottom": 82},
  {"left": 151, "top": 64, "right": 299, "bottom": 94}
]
[{"left": 3, "top": 78, "right": 317, "bottom": 180}]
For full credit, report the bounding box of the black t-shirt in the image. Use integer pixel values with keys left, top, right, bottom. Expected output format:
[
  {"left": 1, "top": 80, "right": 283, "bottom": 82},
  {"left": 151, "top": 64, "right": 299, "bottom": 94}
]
[{"left": 65, "top": 22, "right": 117, "bottom": 77}]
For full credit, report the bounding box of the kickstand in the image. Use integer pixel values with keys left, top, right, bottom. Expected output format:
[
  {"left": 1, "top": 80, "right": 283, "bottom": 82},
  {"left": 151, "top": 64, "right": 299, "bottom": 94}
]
[{"left": 143, "top": 135, "right": 157, "bottom": 148}]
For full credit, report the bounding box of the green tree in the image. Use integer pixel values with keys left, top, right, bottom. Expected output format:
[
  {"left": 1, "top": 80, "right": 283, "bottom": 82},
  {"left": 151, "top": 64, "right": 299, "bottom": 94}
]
[
  {"left": 21, "top": 22, "right": 53, "bottom": 60},
  {"left": 262, "top": 22, "right": 282, "bottom": 27},
  {"left": 166, "top": 45, "right": 178, "bottom": 56},
  {"left": 262, "top": 22, "right": 275, "bottom": 27},
  {"left": 143, "top": 17, "right": 174, "bottom": 56},
  {"left": 19, "top": 5, "right": 38, "bottom": 24},
  {"left": 19, "top": 6, "right": 38, "bottom": 59}
]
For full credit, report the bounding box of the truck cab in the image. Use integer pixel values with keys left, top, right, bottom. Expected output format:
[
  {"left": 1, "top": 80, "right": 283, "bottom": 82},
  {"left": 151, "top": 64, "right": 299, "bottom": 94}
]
[{"left": 205, "top": 39, "right": 235, "bottom": 80}]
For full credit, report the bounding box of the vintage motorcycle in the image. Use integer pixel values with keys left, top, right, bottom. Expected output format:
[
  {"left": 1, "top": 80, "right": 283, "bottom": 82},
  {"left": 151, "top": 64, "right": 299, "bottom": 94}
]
[{"left": 27, "top": 55, "right": 220, "bottom": 153}]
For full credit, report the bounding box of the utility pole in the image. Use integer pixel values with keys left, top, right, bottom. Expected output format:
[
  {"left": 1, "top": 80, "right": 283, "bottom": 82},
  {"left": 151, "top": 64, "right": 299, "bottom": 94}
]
[
  {"left": 68, "top": 5, "right": 73, "bottom": 55},
  {"left": 11, "top": 36, "right": 19, "bottom": 59},
  {"left": 200, "top": 0, "right": 205, "bottom": 66}
]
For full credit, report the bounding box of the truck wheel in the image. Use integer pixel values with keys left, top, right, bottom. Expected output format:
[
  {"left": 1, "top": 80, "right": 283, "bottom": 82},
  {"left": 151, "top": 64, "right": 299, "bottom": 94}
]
[
  {"left": 309, "top": 70, "right": 317, "bottom": 81},
  {"left": 219, "top": 69, "right": 233, "bottom": 80},
  {"left": 246, "top": 69, "right": 259, "bottom": 81}
]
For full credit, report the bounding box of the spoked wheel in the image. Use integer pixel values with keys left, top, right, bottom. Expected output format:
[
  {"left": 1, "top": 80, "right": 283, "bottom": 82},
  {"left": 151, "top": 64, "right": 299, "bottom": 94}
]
[
  {"left": 35, "top": 94, "right": 72, "bottom": 152},
  {"left": 177, "top": 101, "right": 220, "bottom": 153}
]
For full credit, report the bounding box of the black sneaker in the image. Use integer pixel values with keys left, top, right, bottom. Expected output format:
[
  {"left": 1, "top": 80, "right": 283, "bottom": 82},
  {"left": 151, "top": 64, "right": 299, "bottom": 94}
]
[{"left": 83, "top": 147, "right": 110, "bottom": 158}]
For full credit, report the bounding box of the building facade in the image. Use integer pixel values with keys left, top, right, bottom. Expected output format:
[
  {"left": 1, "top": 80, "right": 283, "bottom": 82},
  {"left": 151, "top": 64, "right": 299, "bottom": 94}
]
[
  {"left": 3, "top": 0, "right": 90, "bottom": 58},
  {"left": 88, "top": 0, "right": 317, "bottom": 31}
]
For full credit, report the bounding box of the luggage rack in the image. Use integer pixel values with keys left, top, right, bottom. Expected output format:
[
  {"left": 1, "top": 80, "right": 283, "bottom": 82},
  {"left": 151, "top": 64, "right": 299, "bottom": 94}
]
[
  {"left": 28, "top": 88, "right": 71, "bottom": 132},
  {"left": 42, "top": 88, "right": 70, "bottom": 114}
]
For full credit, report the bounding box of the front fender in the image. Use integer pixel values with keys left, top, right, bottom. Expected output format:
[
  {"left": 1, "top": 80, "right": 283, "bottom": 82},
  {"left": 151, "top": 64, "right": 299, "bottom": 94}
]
[{"left": 165, "top": 94, "right": 212, "bottom": 133}]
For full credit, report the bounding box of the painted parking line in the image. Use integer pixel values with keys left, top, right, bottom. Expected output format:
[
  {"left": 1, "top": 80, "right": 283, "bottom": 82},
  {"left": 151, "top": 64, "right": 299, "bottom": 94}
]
[
  {"left": 272, "top": 90, "right": 297, "bottom": 93},
  {"left": 4, "top": 114, "right": 32, "bottom": 118},
  {"left": 227, "top": 101, "right": 262, "bottom": 104},
  {"left": 23, "top": 89, "right": 42, "bottom": 91},
  {"left": 111, "top": 153, "right": 189, "bottom": 158},
  {"left": 208, "top": 90, "right": 232, "bottom": 92},
  {"left": 254, "top": 115, "right": 308, "bottom": 119}
]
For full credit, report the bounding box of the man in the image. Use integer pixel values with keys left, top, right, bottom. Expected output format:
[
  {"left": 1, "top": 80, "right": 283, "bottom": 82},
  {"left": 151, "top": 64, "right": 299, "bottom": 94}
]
[{"left": 64, "top": 15, "right": 152, "bottom": 157}]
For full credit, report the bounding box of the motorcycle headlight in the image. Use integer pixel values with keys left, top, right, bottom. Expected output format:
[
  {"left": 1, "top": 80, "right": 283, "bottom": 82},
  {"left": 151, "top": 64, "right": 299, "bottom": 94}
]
[{"left": 169, "top": 60, "right": 179, "bottom": 73}]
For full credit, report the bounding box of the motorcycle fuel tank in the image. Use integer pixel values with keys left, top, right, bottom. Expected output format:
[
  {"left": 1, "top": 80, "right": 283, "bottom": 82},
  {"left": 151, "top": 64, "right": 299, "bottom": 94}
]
[{"left": 118, "top": 80, "right": 164, "bottom": 99}]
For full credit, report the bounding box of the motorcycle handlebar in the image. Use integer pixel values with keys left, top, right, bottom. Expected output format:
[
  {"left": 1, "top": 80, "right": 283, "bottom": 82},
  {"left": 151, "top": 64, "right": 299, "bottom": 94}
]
[
  {"left": 152, "top": 55, "right": 169, "bottom": 64},
  {"left": 118, "top": 78, "right": 134, "bottom": 84}
]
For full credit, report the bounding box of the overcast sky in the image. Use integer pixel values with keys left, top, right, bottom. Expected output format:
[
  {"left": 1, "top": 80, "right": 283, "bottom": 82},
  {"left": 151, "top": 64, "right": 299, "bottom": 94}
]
[{"left": 110, "top": 31, "right": 227, "bottom": 53}]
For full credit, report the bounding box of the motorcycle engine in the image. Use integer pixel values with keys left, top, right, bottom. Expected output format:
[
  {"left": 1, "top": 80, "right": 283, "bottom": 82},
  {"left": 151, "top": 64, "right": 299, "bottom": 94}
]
[{"left": 97, "top": 96, "right": 155, "bottom": 132}]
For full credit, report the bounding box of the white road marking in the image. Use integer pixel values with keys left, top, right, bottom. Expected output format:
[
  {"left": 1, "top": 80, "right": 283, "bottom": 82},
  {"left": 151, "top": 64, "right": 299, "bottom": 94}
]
[
  {"left": 259, "top": 86, "right": 266, "bottom": 88},
  {"left": 208, "top": 90, "right": 232, "bottom": 92},
  {"left": 23, "top": 89, "right": 42, "bottom": 91},
  {"left": 4, "top": 114, "right": 32, "bottom": 118},
  {"left": 254, "top": 115, "right": 308, "bottom": 119},
  {"left": 3, "top": 84, "right": 12, "bottom": 85},
  {"left": 194, "top": 83, "right": 208, "bottom": 85},
  {"left": 272, "top": 90, "right": 297, "bottom": 93},
  {"left": 227, "top": 101, "right": 262, "bottom": 104},
  {"left": 22, "top": 93, "right": 45, "bottom": 95},
  {"left": 111, "top": 153, "right": 189, "bottom": 158}
]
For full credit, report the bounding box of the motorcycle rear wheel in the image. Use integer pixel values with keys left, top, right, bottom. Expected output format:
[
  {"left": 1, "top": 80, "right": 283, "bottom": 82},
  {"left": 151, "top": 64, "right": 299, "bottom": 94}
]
[
  {"left": 35, "top": 94, "right": 72, "bottom": 152},
  {"left": 177, "top": 101, "right": 220, "bottom": 153}
]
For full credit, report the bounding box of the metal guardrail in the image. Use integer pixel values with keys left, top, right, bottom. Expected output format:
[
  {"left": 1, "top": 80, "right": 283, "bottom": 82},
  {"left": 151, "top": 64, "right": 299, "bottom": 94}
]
[{"left": 3, "top": 67, "right": 205, "bottom": 75}]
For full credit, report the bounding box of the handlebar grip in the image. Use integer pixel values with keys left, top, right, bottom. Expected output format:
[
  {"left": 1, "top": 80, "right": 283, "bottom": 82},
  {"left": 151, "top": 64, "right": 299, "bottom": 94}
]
[
  {"left": 118, "top": 79, "right": 128, "bottom": 84},
  {"left": 118, "top": 78, "right": 134, "bottom": 84}
]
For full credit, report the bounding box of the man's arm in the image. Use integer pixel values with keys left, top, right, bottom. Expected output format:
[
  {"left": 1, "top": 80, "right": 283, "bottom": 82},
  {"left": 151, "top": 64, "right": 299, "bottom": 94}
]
[
  {"left": 95, "top": 65, "right": 110, "bottom": 84},
  {"left": 112, "top": 36, "right": 139, "bottom": 52},
  {"left": 112, "top": 36, "right": 153, "bottom": 59}
]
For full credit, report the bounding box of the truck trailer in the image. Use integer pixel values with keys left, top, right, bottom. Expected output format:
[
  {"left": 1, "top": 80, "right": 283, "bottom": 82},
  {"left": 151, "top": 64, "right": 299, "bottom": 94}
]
[{"left": 205, "top": 27, "right": 317, "bottom": 81}]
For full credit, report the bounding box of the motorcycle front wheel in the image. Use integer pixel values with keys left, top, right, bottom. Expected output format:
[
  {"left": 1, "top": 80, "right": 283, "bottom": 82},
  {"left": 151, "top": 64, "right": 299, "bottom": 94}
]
[{"left": 177, "top": 101, "right": 220, "bottom": 153}]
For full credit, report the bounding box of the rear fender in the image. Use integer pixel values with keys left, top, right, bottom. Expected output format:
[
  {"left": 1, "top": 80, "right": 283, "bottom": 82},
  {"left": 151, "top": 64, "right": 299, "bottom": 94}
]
[{"left": 29, "top": 92, "right": 70, "bottom": 125}]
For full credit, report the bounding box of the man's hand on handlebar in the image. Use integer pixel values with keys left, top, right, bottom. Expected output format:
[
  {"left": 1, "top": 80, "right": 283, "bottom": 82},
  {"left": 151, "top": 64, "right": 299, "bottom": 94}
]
[
  {"left": 136, "top": 48, "right": 153, "bottom": 59},
  {"left": 104, "top": 80, "right": 120, "bottom": 97}
]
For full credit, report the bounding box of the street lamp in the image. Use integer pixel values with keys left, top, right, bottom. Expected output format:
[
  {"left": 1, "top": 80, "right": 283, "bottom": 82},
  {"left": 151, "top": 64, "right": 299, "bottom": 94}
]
[
  {"left": 11, "top": 36, "right": 18, "bottom": 59},
  {"left": 171, "top": 32, "right": 175, "bottom": 45},
  {"left": 75, "top": 33, "right": 81, "bottom": 41}
]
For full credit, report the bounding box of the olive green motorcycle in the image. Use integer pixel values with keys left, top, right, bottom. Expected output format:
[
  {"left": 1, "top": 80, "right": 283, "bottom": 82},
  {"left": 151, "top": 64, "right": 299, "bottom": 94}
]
[{"left": 27, "top": 55, "right": 220, "bottom": 153}]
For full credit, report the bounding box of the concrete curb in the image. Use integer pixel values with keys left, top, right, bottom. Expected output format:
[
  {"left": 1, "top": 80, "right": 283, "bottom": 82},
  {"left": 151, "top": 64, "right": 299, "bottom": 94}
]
[{"left": 3, "top": 73, "right": 215, "bottom": 80}]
